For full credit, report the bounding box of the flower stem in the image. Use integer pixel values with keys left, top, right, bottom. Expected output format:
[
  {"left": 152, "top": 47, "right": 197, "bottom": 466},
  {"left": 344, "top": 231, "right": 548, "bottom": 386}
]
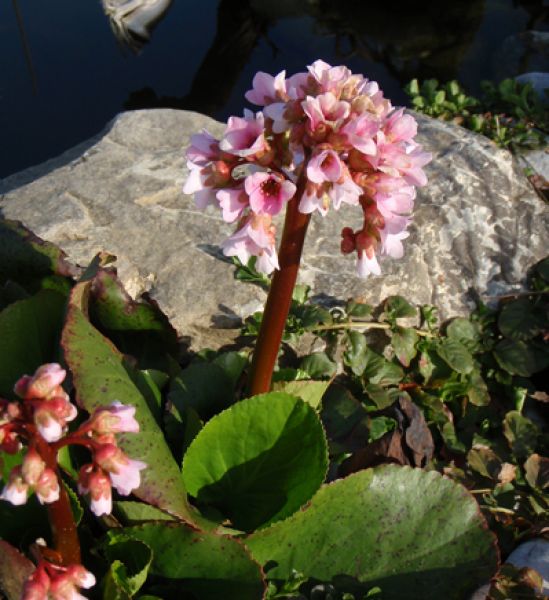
[
  {"left": 248, "top": 176, "right": 311, "bottom": 396},
  {"left": 34, "top": 435, "right": 81, "bottom": 565},
  {"left": 312, "top": 321, "right": 436, "bottom": 337}
]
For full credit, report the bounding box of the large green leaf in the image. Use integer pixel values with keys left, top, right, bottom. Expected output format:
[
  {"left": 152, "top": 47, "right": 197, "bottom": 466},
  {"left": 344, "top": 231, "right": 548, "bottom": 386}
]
[
  {"left": 89, "top": 269, "right": 178, "bottom": 370},
  {"left": 0, "top": 290, "right": 66, "bottom": 398},
  {"left": 61, "top": 282, "right": 199, "bottom": 525},
  {"left": 182, "top": 392, "right": 328, "bottom": 531},
  {"left": 435, "top": 339, "right": 474, "bottom": 374},
  {"left": 103, "top": 538, "right": 152, "bottom": 599},
  {"left": 494, "top": 339, "right": 549, "bottom": 376},
  {"left": 110, "top": 523, "right": 265, "bottom": 600},
  {"left": 246, "top": 466, "right": 498, "bottom": 600},
  {"left": 169, "top": 362, "right": 234, "bottom": 422},
  {"left": 497, "top": 298, "right": 544, "bottom": 341},
  {"left": 0, "top": 219, "right": 80, "bottom": 292}
]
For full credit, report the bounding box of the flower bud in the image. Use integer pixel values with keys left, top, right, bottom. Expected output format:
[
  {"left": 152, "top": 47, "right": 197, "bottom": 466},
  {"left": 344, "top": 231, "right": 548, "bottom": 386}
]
[
  {"left": 0, "top": 466, "right": 29, "bottom": 505},
  {"left": 22, "top": 448, "right": 46, "bottom": 486}
]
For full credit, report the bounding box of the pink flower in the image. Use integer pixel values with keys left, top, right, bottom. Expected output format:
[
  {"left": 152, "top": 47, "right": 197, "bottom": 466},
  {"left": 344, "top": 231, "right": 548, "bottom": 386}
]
[
  {"left": 221, "top": 215, "right": 279, "bottom": 274},
  {"left": 23, "top": 560, "right": 96, "bottom": 600},
  {"left": 340, "top": 113, "right": 379, "bottom": 155},
  {"left": 14, "top": 364, "right": 66, "bottom": 401},
  {"left": 93, "top": 444, "right": 146, "bottom": 496},
  {"left": 216, "top": 187, "right": 249, "bottom": 223},
  {"left": 78, "top": 465, "right": 112, "bottom": 516},
  {"left": 307, "top": 149, "right": 344, "bottom": 184},
  {"left": 357, "top": 250, "right": 381, "bottom": 277},
  {"left": 302, "top": 92, "right": 350, "bottom": 132},
  {"left": 381, "top": 229, "right": 410, "bottom": 259},
  {"left": 245, "top": 70, "right": 287, "bottom": 105},
  {"left": 244, "top": 172, "right": 296, "bottom": 215},
  {"left": 183, "top": 161, "right": 231, "bottom": 209},
  {"left": 0, "top": 466, "right": 28, "bottom": 505},
  {"left": 22, "top": 580, "right": 49, "bottom": 600},
  {"left": 88, "top": 402, "right": 140, "bottom": 436},
  {"left": 33, "top": 403, "right": 66, "bottom": 443},
  {"left": 219, "top": 110, "right": 267, "bottom": 158},
  {"left": 186, "top": 130, "right": 220, "bottom": 166},
  {"left": 35, "top": 468, "right": 60, "bottom": 504},
  {"left": 308, "top": 60, "right": 351, "bottom": 95},
  {"left": 384, "top": 108, "right": 418, "bottom": 142},
  {"left": 263, "top": 102, "right": 291, "bottom": 134}
]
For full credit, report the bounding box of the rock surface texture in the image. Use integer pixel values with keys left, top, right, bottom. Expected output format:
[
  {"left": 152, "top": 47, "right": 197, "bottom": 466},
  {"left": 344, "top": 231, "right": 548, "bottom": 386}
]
[{"left": 1, "top": 109, "right": 547, "bottom": 350}]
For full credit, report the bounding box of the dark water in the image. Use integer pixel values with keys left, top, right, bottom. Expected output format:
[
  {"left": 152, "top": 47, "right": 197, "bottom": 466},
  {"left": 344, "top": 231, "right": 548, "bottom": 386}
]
[{"left": 1, "top": 0, "right": 546, "bottom": 179}]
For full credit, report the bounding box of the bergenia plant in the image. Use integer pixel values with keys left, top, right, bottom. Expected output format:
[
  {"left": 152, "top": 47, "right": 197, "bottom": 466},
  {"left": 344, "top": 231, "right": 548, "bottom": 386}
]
[
  {"left": 0, "top": 363, "right": 145, "bottom": 599},
  {"left": 183, "top": 60, "right": 432, "bottom": 394}
]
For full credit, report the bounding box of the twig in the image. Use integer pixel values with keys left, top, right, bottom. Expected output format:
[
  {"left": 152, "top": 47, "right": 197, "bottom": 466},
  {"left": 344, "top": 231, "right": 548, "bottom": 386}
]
[{"left": 312, "top": 321, "right": 436, "bottom": 337}]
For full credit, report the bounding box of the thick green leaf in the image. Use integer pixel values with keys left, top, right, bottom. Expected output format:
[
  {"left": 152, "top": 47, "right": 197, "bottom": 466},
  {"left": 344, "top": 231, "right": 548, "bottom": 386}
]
[
  {"left": 446, "top": 318, "right": 481, "bottom": 350},
  {"left": 494, "top": 339, "right": 549, "bottom": 376},
  {"left": 169, "top": 362, "right": 234, "bottom": 422},
  {"left": 212, "top": 352, "right": 248, "bottom": 387},
  {"left": 524, "top": 454, "right": 549, "bottom": 490},
  {"left": 320, "top": 385, "right": 369, "bottom": 454},
  {"left": 391, "top": 326, "right": 418, "bottom": 367},
  {"left": 111, "top": 523, "right": 265, "bottom": 600},
  {"left": 271, "top": 380, "right": 329, "bottom": 409},
  {"left": 300, "top": 352, "right": 337, "bottom": 378},
  {"left": 384, "top": 296, "right": 417, "bottom": 320},
  {"left": 344, "top": 330, "right": 368, "bottom": 376},
  {"left": 436, "top": 339, "right": 474, "bottom": 374},
  {"left": 503, "top": 411, "right": 539, "bottom": 458},
  {"left": 498, "top": 298, "right": 544, "bottom": 341},
  {"left": 246, "top": 466, "right": 498, "bottom": 600},
  {"left": 0, "top": 290, "right": 66, "bottom": 398},
  {"left": 467, "top": 370, "right": 490, "bottom": 406},
  {"left": 89, "top": 269, "right": 178, "bottom": 370},
  {"left": 0, "top": 219, "right": 80, "bottom": 291},
  {"left": 363, "top": 351, "right": 404, "bottom": 386},
  {"left": 61, "top": 282, "right": 199, "bottom": 525},
  {"left": 418, "top": 349, "right": 452, "bottom": 384},
  {"left": 103, "top": 539, "right": 152, "bottom": 598},
  {"left": 0, "top": 540, "right": 35, "bottom": 600},
  {"left": 182, "top": 393, "right": 328, "bottom": 531},
  {"left": 115, "top": 501, "right": 178, "bottom": 524}
]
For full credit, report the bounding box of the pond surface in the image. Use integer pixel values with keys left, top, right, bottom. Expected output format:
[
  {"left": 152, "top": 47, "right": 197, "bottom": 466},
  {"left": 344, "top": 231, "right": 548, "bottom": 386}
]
[{"left": 0, "top": 0, "right": 546, "bottom": 178}]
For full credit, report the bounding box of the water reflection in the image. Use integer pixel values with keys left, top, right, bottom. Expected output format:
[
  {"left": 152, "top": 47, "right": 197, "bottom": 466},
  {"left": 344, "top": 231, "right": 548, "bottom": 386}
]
[
  {"left": 101, "top": 0, "right": 174, "bottom": 52},
  {"left": 124, "top": 0, "right": 489, "bottom": 115}
]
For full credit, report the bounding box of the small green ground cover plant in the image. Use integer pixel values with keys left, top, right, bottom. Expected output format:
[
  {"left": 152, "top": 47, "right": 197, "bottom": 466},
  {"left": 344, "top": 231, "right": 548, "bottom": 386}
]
[{"left": 405, "top": 78, "right": 548, "bottom": 151}]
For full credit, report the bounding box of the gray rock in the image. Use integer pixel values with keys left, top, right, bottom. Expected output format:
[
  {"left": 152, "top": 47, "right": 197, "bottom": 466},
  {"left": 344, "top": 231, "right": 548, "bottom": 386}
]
[
  {"left": 507, "top": 539, "right": 549, "bottom": 596},
  {"left": 1, "top": 109, "right": 547, "bottom": 350}
]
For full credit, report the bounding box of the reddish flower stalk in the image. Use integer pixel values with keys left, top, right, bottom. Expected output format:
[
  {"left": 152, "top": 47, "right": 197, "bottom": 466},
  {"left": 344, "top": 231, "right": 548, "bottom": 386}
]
[
  {"left": 248, "top": 175, "right": 311, "bottom": 395},
  {"left": 34, "top": 433, "right": 81, "bottom": 565}
]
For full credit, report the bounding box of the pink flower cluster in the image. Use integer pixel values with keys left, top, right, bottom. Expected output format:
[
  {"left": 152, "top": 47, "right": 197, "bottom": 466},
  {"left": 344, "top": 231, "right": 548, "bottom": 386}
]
[
  {"left": 23, "top": 557, "right": 95, "bottom": 600},
  {"left": 0, "top": 364, "right": 146, "bottom": 516},
  {"left": 183, "top": 60, "right": 431, "bottom": 277}
]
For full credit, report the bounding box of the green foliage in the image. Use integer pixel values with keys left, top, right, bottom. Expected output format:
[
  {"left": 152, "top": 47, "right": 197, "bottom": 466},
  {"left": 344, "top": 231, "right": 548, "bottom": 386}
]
[
  {"left": 405, "top": 77, "right": 547, "bottom": 150},
  {"left": 61, "top": 280, "right": 200, "bottom": 525},
  {"left": 247, "top": 466, "right": 497, "bottom": 600},
  {"left": 182, "top": 392, "right": 328, "bottom": 531},
  {"left": 0, "top": 290, "right": 66, "bottom": 398},
  {"left": 1, "top": 223, "right": 545, "bottom": 599},
  {"left": 108, "top": 524, "right": 265, "bottom": 600}
]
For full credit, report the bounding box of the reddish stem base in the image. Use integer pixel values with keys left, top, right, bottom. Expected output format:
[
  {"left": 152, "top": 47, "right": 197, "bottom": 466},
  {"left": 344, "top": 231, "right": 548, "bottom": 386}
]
[{"left": 248, "top": 181, "right": 311, "bottom": 396}]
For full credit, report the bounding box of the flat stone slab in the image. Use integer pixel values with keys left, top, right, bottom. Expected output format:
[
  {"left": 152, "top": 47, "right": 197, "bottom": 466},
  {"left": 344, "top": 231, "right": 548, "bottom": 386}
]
[{"left": 1, "top": 109, "right": 547, "bottom": 350}]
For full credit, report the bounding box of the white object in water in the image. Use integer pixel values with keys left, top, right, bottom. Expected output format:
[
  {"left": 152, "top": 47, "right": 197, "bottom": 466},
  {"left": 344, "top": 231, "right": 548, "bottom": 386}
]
[{"left": 101, "top": 0, "right": 174, "bottom": 51}]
